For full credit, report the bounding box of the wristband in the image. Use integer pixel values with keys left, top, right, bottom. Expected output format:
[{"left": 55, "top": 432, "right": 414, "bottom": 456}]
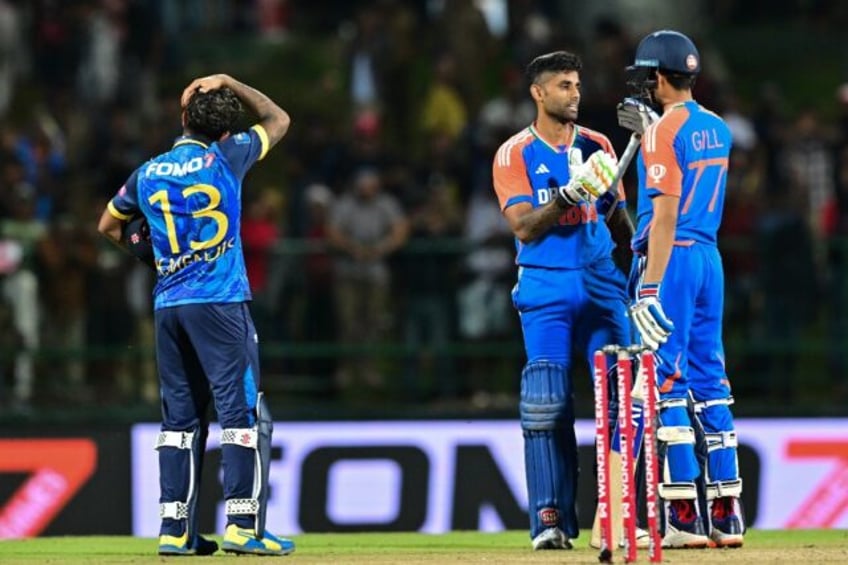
[{"left": 639, "top": 282, "right": 660, "bottom": 299}]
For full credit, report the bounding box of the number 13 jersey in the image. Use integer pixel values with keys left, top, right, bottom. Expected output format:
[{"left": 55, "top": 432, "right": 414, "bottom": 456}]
[{"left": 107, "top": 125, "right": 270, "bottom": 309}]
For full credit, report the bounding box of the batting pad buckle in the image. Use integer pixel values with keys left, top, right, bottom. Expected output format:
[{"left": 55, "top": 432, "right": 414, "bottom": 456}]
[
  {"left": 220, "top": 427, "right": 258, "bottom": 449},
  {"left": 706, "top": 478, "right": 743, "bottom": 499},
  {"left": 226, "top": 498, "right": 260, "bottom": 516},
  {"left": 658, "top": 481, "right": 698, "bottom": 500},
  {"left": 705, "top": 431, "right": 738, "bottom": 452},
  {"left": 160, "top": 501, "right": 189, "bottom": 519},
  {"left": 657, "top": 425, "right": 695, "bottom": 445},
  {"left": 656, "top": 397, "right": 688, "bottom": 410},
  {"left": 155, "top": 430, "right": 195, "bottom": 450},
  {"left": 693, "top": 396, "right": 735, "bottom": 413}
]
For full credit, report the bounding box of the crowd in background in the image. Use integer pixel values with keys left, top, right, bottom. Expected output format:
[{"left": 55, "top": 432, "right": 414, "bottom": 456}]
[{"left": 1, "top": 0, "right": 847, "bottom": 413}]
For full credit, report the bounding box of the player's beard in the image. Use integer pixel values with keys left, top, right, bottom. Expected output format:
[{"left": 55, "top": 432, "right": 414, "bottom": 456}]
[{"left": 544, "top": 99, "right": 578, "bottom": 125}]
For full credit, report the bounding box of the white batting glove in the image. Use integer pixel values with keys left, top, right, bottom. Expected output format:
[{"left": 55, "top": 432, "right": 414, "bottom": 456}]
[
  {"left": 629, "top": 283, "right": 674, "bottom": 351},
  {"left": 617, "top": 97, "right": 659, "bottom": 136},
  {"left": 557, "top": 150, "right": 617, "bottom": 206}
]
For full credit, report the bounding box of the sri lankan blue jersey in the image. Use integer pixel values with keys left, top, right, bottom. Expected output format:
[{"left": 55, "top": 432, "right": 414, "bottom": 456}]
[
  {"left": 108, "top": 125, "right": 270, "bottom": 309},
  {"left": 632, "top": 101, "right": 732, "bottom": 253},
  {"left": 492, "top": 125, "right": 625, "bottom": 269}
]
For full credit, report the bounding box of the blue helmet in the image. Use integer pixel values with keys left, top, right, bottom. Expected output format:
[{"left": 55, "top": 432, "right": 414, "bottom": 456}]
[{"left": 629, "top": 30, "right": 700, "bottom": 75}]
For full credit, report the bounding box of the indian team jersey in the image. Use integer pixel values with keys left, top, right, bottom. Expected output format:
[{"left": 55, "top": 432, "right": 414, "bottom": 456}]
[
  {"left": 492, "top": 125, "right": 625, "bottom": 269},
  {"left": 632, "top": 101, "right": 732, "bottom": 253},
  {"left": 107, "top": 125, "right": 270, "bottom": 309}
]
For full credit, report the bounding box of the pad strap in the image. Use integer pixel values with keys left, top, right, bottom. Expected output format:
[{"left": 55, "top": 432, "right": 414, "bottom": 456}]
[
  {"left": 221, "top": 427, "right": 258, "bottom": 449},
  {"left": 657, "top": 397, "right": 688, "bottom": 410},
  {"left": 226, "top": 498, "right": 260, "bottom": 516},
  {"left": 706, "top": 478, "right": 743, "bottom": 500},
  {"left": 160, "top": 501, "right": 189, "bottom": 519},
  {"left": 658, "top": 481, "right": 698, "bottom": 500},
  {"left": 705, "top": 431, "right": 738, "bottom": 452},
  {"left": 155, "top": 430, "right": 195, "bottom": 450},
  {"left": 693, "top": 396, "right": 734, "bottom": 413},
  {"left": 657, "top": 426, "right": 695, "bottom": 445}
]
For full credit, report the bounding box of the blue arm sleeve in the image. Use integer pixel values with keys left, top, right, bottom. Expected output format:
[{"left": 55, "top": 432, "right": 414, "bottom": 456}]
[
  {"left": 107, "top": 169, "right": 141, "bottom": 220},
  {"left": 217, "top": 125, "right": 269, "bottom": 181}
]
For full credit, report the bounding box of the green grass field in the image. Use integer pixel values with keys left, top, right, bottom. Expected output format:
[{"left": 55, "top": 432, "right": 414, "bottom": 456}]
[{"left": 1, "top": 530, "right": 846, "bottom": 564}]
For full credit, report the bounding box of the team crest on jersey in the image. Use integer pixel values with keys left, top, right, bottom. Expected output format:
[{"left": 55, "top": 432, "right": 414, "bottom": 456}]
[{"left": 648, "top": 164, "right": 667, "bottom": 183}]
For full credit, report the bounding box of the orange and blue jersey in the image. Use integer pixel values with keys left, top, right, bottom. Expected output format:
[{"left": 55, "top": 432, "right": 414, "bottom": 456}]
[
  {"left": 107, "top": 125, "right": 269, "bottom": 309},
  {"left": 632, "top": 100, "right": 732, "bottom": 253},
  {"left": 493, "top": 124, "right": 626, "bottom": 269},
  {"left": 628, "top": 100, "right": 737, "bottom": 484}
]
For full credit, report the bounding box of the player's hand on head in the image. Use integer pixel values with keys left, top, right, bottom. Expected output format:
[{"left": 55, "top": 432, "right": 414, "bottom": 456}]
[
  {"left": 558, "top": 150, "right": 617, "bottom": 206},
  {"left": 617, "top": 97, "right": 659, "bottom": 136},
  {"left": 180, "top": 74, "right": 233, "bottom": 107},
  {"left": 628, "top": 283, "right": 673, "bottom": 351}
]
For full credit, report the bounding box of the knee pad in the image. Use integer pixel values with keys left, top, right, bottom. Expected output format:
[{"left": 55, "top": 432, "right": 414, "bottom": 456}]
[
  {"left": 657, "top": 398, "right": 699, "bottom": 483},
  {"left": 221, "top": 392, "right": 273, "bottom": 536},
  {"left": 156, "top": 427, "right": 203, "bottom": 540},
  {"left": 693, "top": 397, "right": 739, "bottom": 483},
  {"left": 520, "top": 362, "right": 577, "bottom": 538}
]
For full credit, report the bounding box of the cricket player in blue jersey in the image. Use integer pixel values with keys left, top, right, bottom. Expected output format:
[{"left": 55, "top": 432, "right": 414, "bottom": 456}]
[
  {"left": 492, "top": 51, "right": 634, "bottom": 550},
  {"left": 618, "top": 30, "right": 745, "bottom": 549},
  {"left": 98, "top": 74, "right": 293, "bottom": 556}
]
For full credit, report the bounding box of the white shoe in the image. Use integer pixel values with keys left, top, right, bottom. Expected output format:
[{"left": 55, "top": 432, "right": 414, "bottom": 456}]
[
  {"left": 532, "top": 527, "right": 572, "bottom": 550},
  {"left": 589, "top": 527, "right": 651, "bottom": 550},
  {"left": 710, "top": 527, "right": 744, "bottom": 548},
  {"left": 662, "top": 523, "right": 711, "bottom": 549},
  {"left": 619, "top": 527, "right": 651, "bottom": 549}
]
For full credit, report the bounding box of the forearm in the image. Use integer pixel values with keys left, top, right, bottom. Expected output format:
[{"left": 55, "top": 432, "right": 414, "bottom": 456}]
[
  {"left": 644, "top": 215, "right": 675, "bottom": 284},
  {"left": 378, "top": 221, "right": 410, "bottom": 254},
  {"left": 97, "top": 209, "right": 126, "bottom": 250},
  {"left": 223, "top": 76, "right": 290, "bottom": 146},
  {"left": 512, "top": 200, "right": 569, "bottom": 243}
]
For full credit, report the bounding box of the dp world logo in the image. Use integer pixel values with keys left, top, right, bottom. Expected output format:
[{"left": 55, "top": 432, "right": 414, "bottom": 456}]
[{"left": 648, "top": 164, "right": 667, "bottom": 183}]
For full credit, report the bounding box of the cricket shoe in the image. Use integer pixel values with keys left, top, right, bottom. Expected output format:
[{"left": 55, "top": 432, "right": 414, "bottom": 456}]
[
  {"left": 531, "top": 527, "right": 572, "bottom": 550},
  {"left": 621, "top": 527, "right": 651, "bottom": 549},
  {"left": 589, "top": 527, "right": 649, "bottom": 550},
  {"left": 222, "top": 524, "right": 295, "bottom": 556},
  {"left": 710, "top": 496, "right": 745, "bottom": 548},
  {"left": 158, "top": 532, "right": 219, "bottom": 555},
  {"left": 662, "top": 499, "right": 712, "bottom": 549}
]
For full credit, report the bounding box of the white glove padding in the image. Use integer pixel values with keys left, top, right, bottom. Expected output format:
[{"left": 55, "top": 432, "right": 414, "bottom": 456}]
[
  {"left": 617, "top": 97, "right": 659, "bottom": 136},
  {"left": 629, "top": 293, "right": 674, "bottom": 351},
  {"left": 558, "top": 150, "right": 617, "bottom": 206}
]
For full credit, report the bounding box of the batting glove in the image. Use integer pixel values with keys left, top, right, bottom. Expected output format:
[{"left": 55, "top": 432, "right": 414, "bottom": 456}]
[
  {"left": 557, "top": 150, "right": 617, "bottom": 207},
  {"left": 617, "top": 97, "right": 660, "bottom": 136},
  {"left": 629, "top": 283, "right": 674, "bottom": 351}
]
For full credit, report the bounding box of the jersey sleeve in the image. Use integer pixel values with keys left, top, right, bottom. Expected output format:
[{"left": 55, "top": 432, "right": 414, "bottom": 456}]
[
  {"left": 217, "top": 124, "right": 270, "bottom": 180},
  {"left": 492, "top": 140, "right": 532, "bottom": 211},
  {"left": 107, "top": 169, "right": 141, "bottom": 220},
  {"left": 641, "top": 121, "right": 683, "bottom": 198}
]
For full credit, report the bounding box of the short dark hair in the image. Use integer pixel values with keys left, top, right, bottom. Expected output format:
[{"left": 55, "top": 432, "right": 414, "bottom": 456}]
[
  {"left": 185, "top": 87, "right": 242, "bottom": 140},
  {"left": 658, "top": 70, "right": 697, "bottom": 91},
  {"left": 526, "top": 51, "right": 583, "bottom": 84}
]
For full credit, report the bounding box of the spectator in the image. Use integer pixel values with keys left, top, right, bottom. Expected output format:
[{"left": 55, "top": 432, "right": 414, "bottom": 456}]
[
  {"left": 400, "top": 178, "right": 462, "bottom": 402},
  {"left": 326, "top": 168, "right": 409, "bottom": 398}
]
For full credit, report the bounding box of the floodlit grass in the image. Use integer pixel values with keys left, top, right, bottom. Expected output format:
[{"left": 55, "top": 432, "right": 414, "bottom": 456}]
[{"left": 0, "top": 529, "right": 846, "bottom": 563}]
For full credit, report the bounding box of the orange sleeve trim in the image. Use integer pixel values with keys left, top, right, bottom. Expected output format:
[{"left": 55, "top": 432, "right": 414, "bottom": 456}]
[
  {"left": 493, "top": 131, "right": 534, "bottom": 210},
  {"left": 642, "top": 110, "right": 688, "bottom": 197}
]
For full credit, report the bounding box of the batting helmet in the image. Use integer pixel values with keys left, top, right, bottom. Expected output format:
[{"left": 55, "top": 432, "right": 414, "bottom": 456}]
[{"left": 629, "top": 30, "right": 700, "bottom": 75}]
